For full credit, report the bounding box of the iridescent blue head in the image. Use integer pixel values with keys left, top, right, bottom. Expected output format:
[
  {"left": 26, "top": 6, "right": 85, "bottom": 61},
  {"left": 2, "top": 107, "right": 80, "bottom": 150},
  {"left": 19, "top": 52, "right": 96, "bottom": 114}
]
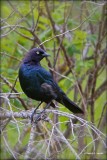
[{"left": 23, "top": 48, "right": 50, "bottom": 64}]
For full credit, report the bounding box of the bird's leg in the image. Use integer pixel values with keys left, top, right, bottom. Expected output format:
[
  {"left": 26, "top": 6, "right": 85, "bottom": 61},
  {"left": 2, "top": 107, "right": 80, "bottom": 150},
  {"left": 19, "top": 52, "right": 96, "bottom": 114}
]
[
  {"left": 31, "top": 101, "right": 43, "bottom": 123},
  {"left": 34, "top": 101, "right": 52, "bottom": 123}
]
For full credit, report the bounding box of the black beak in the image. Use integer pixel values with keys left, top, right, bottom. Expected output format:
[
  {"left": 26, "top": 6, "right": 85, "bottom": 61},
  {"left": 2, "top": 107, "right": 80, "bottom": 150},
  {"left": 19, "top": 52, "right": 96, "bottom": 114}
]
[{"left": 42, "top": 52, "right": 50, "bottom": 57}]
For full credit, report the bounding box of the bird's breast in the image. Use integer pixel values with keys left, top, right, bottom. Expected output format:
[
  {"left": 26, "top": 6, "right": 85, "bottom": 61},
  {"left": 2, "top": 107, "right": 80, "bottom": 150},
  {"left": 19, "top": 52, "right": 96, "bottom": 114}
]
[{"left": 19, "top": 65, "right": 42, "bottom": 100}]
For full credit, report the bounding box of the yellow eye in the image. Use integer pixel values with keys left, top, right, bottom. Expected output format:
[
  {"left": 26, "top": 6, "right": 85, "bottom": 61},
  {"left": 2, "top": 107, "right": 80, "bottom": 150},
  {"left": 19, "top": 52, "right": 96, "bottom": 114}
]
[{"left": 36, "top": 51, "right": 40, "bottom": 54}]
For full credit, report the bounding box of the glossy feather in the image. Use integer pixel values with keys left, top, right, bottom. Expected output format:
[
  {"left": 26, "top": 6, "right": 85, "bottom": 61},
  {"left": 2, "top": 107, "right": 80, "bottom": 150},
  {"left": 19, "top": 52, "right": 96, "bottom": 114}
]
[{"left": 19, "top": 48, "right": 84, "bottom": 114}]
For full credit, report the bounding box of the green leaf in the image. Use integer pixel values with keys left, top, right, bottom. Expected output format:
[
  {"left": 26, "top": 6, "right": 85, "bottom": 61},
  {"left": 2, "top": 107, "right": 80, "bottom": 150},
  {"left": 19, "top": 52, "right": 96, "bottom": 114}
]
[
  {"left": 67, "top": 44, "right": 81, "bottom": 56},
  {"left": 74, "top": 30, "right": 87, "bottom": 40}
]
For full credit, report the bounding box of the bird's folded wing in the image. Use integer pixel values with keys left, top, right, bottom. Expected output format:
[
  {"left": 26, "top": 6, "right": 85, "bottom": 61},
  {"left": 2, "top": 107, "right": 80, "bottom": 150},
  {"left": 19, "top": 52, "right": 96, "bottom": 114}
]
[
  {"left": 41, "top": 83, "right": 57, "bottom": 99},
  {"left": 37, "top": 69, "right": 65, "bottom": 99},
  {"left": 37, "top": 69, "right": 60, "bottom": 91}
]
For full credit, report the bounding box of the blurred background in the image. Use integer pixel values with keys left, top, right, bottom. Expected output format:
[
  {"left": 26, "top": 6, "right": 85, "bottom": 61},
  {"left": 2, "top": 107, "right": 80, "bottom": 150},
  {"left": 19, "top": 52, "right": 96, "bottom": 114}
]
[{"left": 0, "top": 1, "right": 107, "bottom": 159}]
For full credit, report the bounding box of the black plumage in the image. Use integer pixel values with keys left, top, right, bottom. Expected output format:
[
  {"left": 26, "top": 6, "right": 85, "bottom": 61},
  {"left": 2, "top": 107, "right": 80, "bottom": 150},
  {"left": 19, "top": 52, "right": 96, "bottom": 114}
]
[{"left": 19, "top": 48, "right": 83, "bottom": 120}]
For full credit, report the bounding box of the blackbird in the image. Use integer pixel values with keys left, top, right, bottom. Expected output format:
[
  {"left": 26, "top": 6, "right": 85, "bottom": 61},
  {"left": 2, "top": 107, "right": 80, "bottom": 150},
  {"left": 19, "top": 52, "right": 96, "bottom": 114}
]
[{"left": 19, "top": 48, "right": 83, "bottom": 122}]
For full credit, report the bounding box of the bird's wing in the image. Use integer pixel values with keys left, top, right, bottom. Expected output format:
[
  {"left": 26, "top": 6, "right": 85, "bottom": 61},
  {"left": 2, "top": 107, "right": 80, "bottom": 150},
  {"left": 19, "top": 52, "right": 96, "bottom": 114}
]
[
  {"left": 36, "top": 68, "right": 83, "bottom": 113},
  {"left": 37, "top": 68, "right": 62, "bottom": 99},
  {"left": 41, "top": 82, "right": 57, "bottom": 99}
]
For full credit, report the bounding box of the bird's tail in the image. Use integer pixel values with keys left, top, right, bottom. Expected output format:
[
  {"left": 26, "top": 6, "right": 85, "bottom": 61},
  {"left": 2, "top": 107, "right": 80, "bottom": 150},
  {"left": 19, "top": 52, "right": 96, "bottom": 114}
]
[{"left": 61, "top": 95, "right": 84, "bottom": 114}]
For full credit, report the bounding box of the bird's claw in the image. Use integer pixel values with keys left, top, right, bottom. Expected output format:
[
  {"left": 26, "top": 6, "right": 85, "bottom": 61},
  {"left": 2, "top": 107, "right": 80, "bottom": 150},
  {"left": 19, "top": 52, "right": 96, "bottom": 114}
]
[
  {"left": 34, "top": 113, "right": 47, "bottom": 123},
  {"left": 31, "top": 111, "right": 48, "bottom": 124}
]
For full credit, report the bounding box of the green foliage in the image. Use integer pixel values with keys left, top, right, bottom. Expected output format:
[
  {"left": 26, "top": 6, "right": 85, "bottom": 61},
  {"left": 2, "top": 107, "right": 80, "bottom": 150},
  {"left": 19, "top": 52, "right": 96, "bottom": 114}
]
[{"left": 1, "top": 1, "right": 106, "bottom": 160}]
